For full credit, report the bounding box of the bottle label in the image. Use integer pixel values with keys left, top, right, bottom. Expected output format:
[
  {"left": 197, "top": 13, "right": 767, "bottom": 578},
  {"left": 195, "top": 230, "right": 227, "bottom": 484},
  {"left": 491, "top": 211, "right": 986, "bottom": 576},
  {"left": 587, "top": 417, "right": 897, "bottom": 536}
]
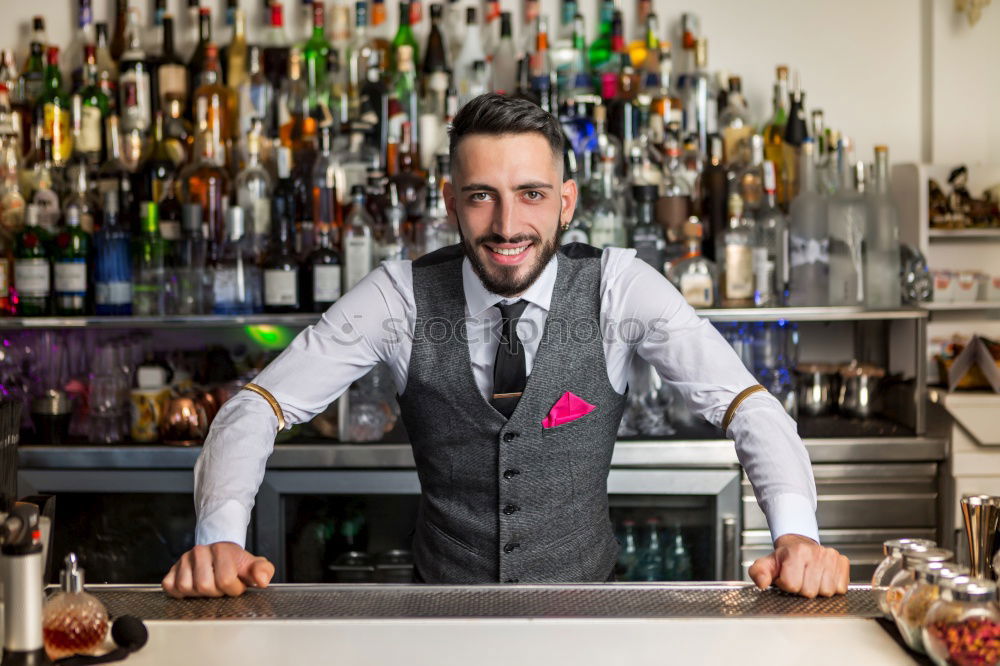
[
  {"left": 32, "top": 189, "right": 61, "bottom": 233},
  {"left": 14, "top": 258, "right": 50, "bottom": 296},
  {"left": 724, "top": 244, "right": 753, "bottom": 299},
  {"left": 752, "top": 247, "right": 773, "bottom": 302},
  {"left": 264, "top": 268, "right": 299, "bottom": 306},
  {"left": 589, "top": 211, "right": 619, "bottom": 249},
  {"left": 313, "top": 264, "right": 342, "bottom": 303},
  {"left": 157, "top": 64, "right": 187, "bottom": 104},
  {"left": 253, "top": 198, "right": 272, "bottom": 236},
  {"left": 344, "top": 236, "right": 373, "bottom": 291},
  {"left": 55, "top": 260, "right": 88, "bottom": 294},
  {"left": 680, "top": 273, "right": 713, "bottom": 307},
  {"left": 120, "top": 69, "right": 152, "bottom": 132},
  {"left": 722, "top": 125, "right": 754, "bottom": 166},
  {"left": 96, "top": 281, "right": 132, "bottom": 306},
  {"left": 213, "top": 267, "right": 240, "bottom": 307},
  {"left": 43, "top": 103, "right": 73, "bottom": 162},
  {"left": 78, "top": 105, "right": 103, "bottom": 154},
  {"left": 159, "top": 220, "right": 181, "bottom": 241},
  {"left": 789, "top": 235, "right": 830, "bottom": 268},
  {"left": 561, "top": 229, "right": 589, "bottom": 245}
]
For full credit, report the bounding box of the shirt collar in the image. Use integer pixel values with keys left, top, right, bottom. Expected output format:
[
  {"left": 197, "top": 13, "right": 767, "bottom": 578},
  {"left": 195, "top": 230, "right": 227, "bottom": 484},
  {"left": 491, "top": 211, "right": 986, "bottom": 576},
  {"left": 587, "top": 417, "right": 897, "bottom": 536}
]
[{"left": 462, "top": 252, "right": 559, "bottom": 317}]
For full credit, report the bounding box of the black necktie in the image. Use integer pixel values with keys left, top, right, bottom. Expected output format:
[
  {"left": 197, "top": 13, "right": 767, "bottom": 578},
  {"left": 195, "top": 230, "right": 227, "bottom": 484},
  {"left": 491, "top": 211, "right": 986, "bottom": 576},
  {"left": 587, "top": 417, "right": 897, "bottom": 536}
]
[{"left": 491, "top": 300, "right": 529, "bottom": 418}]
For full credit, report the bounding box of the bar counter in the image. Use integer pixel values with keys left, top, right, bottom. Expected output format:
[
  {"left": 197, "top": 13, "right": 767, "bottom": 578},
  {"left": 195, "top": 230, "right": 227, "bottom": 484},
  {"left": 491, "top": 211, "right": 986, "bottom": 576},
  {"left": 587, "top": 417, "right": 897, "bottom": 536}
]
[{"left": 84, "top": 583, "right": 921, "bottom": 665}]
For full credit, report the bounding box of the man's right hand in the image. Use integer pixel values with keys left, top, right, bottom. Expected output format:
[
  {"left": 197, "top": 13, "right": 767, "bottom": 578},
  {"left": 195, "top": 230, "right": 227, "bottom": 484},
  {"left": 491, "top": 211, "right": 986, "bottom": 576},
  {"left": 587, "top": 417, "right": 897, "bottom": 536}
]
[{"left": 162, "top": 542, "right": 275, "bottom": 598}]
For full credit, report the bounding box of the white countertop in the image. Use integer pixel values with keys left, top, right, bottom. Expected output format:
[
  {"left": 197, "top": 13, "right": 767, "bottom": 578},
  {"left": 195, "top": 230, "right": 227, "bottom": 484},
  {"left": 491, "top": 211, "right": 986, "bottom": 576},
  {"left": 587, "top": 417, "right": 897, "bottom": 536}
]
[{"left": 122, "top": 616, "right": 914, "bottom": 666}]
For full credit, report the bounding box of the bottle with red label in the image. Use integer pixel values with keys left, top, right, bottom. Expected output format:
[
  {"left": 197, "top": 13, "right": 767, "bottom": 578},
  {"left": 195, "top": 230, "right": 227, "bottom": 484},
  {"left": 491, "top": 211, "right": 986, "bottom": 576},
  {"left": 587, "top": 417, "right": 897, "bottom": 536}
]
[
  {"left": 13, "top": 204, "right": 51, "bottom": 316},
  {"left": 53, "top": 206, "right": 90, "bottom": 315},
  {"left": 38, "top": 47, "right": 73, "bottom": 165}
]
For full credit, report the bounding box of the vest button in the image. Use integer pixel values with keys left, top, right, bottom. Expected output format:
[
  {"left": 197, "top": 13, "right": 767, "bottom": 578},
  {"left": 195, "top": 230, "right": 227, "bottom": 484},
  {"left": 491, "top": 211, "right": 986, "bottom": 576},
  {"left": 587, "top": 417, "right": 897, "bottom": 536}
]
[
  {"left": 502, "top": 432, "right": 519, "bottom": 443},
  {"left": 503, "top": 504, "right": 519, "bottom": 515},
  {"left": 503, "top": 469, "right": 520, "bottom": 480},
  {"left": 503, "top": 542, "right": 520, "bottom": 553}
]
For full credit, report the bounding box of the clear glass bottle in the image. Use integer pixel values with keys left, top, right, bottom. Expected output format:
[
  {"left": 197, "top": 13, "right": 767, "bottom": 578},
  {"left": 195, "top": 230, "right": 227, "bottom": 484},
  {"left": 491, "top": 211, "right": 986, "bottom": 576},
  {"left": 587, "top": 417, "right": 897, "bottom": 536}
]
[
  {"left": 118, "top": 9, "right": 151, "bottom": 168},
  {"left": 667, "top": 217, "right": 716, "bottom": 308},
  {"left": 97, "top": 115, "right": 134, "bottom": 227},
  {"left": 491, "top": 12, "right": 517, "bottom": 94},
  {"left": 753, "top": 161, "right": 788, "bottom": 307},
  {"left": 681, "top": 38, "right": 714, "bottom": 157},
  {"left": 173, "top": 203, "right": 208, "bottom": 315},
  {"left": 342, "top": 184, "right": 374, "bottom": 292},
  {"left": 865, "top": 145, "right": 902, "bottom": 308},
  {"left": 657, "top": 130, "right": 692, "bottom": 253},
  {"left": 42, "top": 553, "right": 109, "bottom": 661},
  {"left": 828, "top": 157, "right": 867, "bottom": 306},
  {"left": 239, "top": 45, "right": 276, "bottom": 140},
  {"left": 212, "top": 205, "right": 261, "bottom": 315},
  {"left": 922, "top": 577, "right": 1000, "bottom": 666},
  {"left": 719, "top": 75, "right": 752, "bottom": 168},
  {"left": 304, "top": 220, "right": 341, "bottom": 312},
  {"left": 376, "top": 181, "right": 409, "bottom": 262},
  {"left": 786, "top": 138, "right": 828, "bottom": 307},
  {"left": 872, "top": 538, "right": 938, "bottom": 616},
  {"left": 93, "top": 189, "right": 131, "bottom": 315},
  {"left": 762, "top": 65, "right": 789, "bottom": 208},
  {"left": 895, "top": 563, "right": 968, "bottom": 654},
  {"left": 264, "top": 146, "right": 301, "bottom": 313},
  {"left": 782, "top": 70, "right": 809, "bottom": 202},
  {"left": 736, "top": 134, "right": 766, "bottom": 217},
  {"left": 616, "top": 518, "right": 639, "bottom": 581},
  {"left": 630, "top": 184, "right": 665, "bottom": 272},
  {"left": 235, "top": 124, "right": 273, "bottom": 263},
  {"left": 636, "top": 517, "right": 665, "bottom": 581},
  {"left": 717, "top": 193, "right": 755, "bottom": 308},
  {"left": 885, "top": 547, "right": 953, "bottom": 622},
  {"left": 132, "top": 201, "right": 165, "bottom": 315},
  {"left": 588, "top": 154, "right": 625, "bottom": 249}
]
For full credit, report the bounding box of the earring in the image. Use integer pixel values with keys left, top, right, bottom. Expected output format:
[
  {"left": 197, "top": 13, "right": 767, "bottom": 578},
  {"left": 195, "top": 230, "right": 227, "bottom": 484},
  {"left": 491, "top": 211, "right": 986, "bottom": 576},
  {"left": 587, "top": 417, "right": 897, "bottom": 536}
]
[{"left": 560, "top": 219, "right": 570, "bottom": 231}]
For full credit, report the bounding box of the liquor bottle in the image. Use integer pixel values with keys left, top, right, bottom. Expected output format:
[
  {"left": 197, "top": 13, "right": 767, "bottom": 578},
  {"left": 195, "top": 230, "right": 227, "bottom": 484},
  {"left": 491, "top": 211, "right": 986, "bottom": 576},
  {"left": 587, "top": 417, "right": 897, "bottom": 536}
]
[
  {"left": 76, "top": 45, "right": 109, "bottom": 166},
  {"left": 303, "top": 3, "right": 331, "bottom": 115},
  {"left": 864, "top": 145, "right": 902, "bottom": 308},
  {"left": 264, "top": 146, "right": 300, "bottom": 313},
  {"left": 588, "top": 154, "right": 625, "bottom": 249},
  {"left": 636, "top": 517, "right": 665, "bottom": 581},
  {"left": 162, "top": 98, "right": 193, "bottom": 167},
  {"left": 376, "top": 181, "right": 408, "bottom": 261},
  {"left": 717, "top": 193, "right": 755, "bottom": 308},
  {"left": 616, "top": 519, "right": 639, "bottom": 581},
  {"left": 194, "top": 44, "right": 235, "bottom": 159},
  {"left": 329, "top": 2, "right": 352, "bottom": 75},
  {"left": 444, "top": 0, "right": 466, "bottom": 64},
  {"left": 681, "top": 38, "right": 714, "bottom": 157},
  {"left": 347, "top": 1, "right": 373, "bottom": 117},
  {"left": 158, "top": 182, "right": 183, "bottom": 261},
  {"left": 279, "top": 48, "right": 317, "bottom": 154},
  {"left": 157, "top": 15, "right": 187, "bottom": 111},
  {"left": 133, "top": 201, "right": 166, "bottom": 315},
  {"left": 304, "top": 220, "right": 342, "bottom": 311},
  {"left": 666, "top": 217, "right": 716, "bottom": 308},
  {"left": 94, "top": 23, "right": 118, "bottom": 114},
  {"left": 782, "top": 71, "right": 809, "bottom": 202},
  {"left": 13, "top": 204, "right": 51, "bottom": 315},
  {"left": 753, "top": 161, "right": 788, "bottom": 307},
  {"left": 239, "top": 46, "right": 276, "bottom": 140},
  {"left": 699, "top": 134, "right": 727, "bottom": 258},
  {"left": 0, "top": 88, "right": 26, "bottom": 238},
  {"left": 187, "top": 7, "right": 212, "bottom": 111},
  {"left": 719, "top": 76, "right": 752, "bottom": 168},
  {"left": 93, "top": 190, "right": 131, "bottom": 315},
  {"left": 21, "top": 41, "right": 46, "bottom": 116},
  {"left": 182, "top": 101, "right": 230, "bottom": 258},
  {"left": 39, "top": 47, "right": 73, "bottom": 165},
  {"left": 172, "top": 202, "right": 208, "bottom": 314},
  {"left": 70, "top": 0, "right": 95, "bottom": 92},
  {"left": 529, "top": 16, "right": 554, "bottom": 110},
  {"left": 63, "top": 113, "right": 100, "bottom": 233},
  {"left": 393, "top": 44, "right": 420, "bottom": 134},
  {"left": 453, "top": 8, "right": 487, "bottom": 97},
  {"left": 650, "top": 44, "right": 681, "bottom": 127},
  {"left": 311, "top": 125, "right": 341, "bottom": 239},
  {"left": 827, "top": 147, "right": 866, "bottom": 307},
  {"left": 119, "top": 10, "right": 152, "bottom": 168},
  {"left": 27, "top": 16, "right": 49, "bottom": 59},
  {"left": 1, "top": 50, "right": 28, "bottom": 156},
  {"left": 423, "top": 3, "right": 449, "bottom": 80},
  {"left": 390, "top": 123, "right": 426, "bottom": 228},
  {"left": 226, "top": 9, "right": 249, "bottom": 94},
  {"left": 25, "top": 138, "right": 63, "bottom": 233},
  {"left": 235, "top": 126, "right": 274, "bottom": 262},
  {"left": 133, "top": 112, "right": 175, "bottom": 206},
  {"left": 97, "top": 115, "right": 135, "bottom": 229},
  {"left": 340, "top": 128, "right": 382, "bottom": 209},
  {"left": 213, "top": 205, "right": 261, "bottom": 314},
  {"left": 588, "top": 0, "right": 614, "bottom": 72},
  {"left": 342, "top": 185, "right": 374, "bottom": 291},
  {"left": 368, "top": 0, "right": 393, "bottom": 69},
  {"left": 491, "top": 13, "right": 517, "bottom": 94},
  {"left": 416, "top": 168, "right": 456, "bottom": 256},
  {"left": 110, "top": 0, "right": 128, "bottom": 61},
  {"left": 550, "top": 0, "right": 577, "bottom": 80},
  {"left": 787, "top": 139, "right": 829, "bottom": 307},
  {"left": 53, "top": 206, "right": 91, "bottom": 315},
  {"left": 631, "top": 184, "right": 665, "bottom": 272},
  {"left": 629, "top": 10, "right": 658, "bottom": 72},
  {"left": 736, "top": 134, "right": 766, "bottom": 216},
  {"left": 666, "top": 530, "right": 692, "bottom": 581},
  {"left": 656, "top": 131, "right": 692, "bottom": 255},
  {"left": 391, "top": 2, "right": 421, "bottom": 73},
  {"left": 262, "top": 2, "right": 291, "bottom": 99}
]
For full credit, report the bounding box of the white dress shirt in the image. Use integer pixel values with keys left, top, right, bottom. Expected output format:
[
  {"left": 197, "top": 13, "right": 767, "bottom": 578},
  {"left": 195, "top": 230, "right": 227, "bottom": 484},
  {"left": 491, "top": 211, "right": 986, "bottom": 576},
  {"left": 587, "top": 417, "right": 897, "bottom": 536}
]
[{"left": 194, "top": 247, "right": 819, "bottom": 548}]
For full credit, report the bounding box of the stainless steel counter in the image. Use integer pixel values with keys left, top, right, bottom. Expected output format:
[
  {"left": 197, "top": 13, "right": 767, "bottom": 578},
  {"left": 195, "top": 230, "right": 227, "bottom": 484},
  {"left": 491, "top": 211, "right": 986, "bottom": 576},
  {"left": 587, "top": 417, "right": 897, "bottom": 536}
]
[{"left": 17, "top": 436, "right": 948, "bottom": 470}]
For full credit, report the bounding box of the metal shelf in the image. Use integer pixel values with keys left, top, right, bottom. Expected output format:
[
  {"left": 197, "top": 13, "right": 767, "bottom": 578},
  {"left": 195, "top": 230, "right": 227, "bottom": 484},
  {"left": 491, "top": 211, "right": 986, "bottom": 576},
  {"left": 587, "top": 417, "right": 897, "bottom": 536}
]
[
  {"left": 0, "top": 307, "right": 928, "bottom": 329},
  {"left": 929, "top": 228, "right": 1000, "bottom": 240},
  {"left": 923, "top": 301, "right": 1000, "bottom": 312}
]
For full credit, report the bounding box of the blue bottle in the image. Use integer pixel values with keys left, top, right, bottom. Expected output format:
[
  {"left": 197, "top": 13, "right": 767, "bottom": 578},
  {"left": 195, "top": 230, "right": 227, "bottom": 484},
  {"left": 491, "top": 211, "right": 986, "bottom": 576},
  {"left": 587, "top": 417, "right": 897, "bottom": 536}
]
[{"left": 94, "top": 191, "right": 133, "bottom": 316}]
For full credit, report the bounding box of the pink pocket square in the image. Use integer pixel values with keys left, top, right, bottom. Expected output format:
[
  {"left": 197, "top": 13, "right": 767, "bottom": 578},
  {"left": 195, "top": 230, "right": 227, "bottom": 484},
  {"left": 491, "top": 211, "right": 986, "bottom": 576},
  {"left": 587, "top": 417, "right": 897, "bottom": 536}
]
[{"left": 542, "top": 391, "right": 596, "bottom": 429}]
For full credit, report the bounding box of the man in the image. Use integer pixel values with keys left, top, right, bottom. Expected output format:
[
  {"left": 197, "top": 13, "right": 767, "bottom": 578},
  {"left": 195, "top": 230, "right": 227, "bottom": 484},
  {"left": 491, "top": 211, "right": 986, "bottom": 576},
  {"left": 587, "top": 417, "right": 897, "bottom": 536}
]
[{"left": 163, "top": 94, "right": 849, "bottom": 598}]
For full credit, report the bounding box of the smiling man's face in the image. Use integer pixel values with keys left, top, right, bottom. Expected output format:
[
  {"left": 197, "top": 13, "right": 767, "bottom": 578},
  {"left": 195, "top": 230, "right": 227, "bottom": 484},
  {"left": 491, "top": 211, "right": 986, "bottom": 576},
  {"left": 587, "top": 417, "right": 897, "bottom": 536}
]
[{"left": 444, "top": 133, "right": 578, "bottom": 298}]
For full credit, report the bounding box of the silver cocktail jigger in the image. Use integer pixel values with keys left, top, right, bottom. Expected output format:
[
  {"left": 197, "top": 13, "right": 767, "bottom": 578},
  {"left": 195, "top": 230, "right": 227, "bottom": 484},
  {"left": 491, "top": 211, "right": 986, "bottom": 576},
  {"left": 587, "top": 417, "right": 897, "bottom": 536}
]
[{"left": 961, "top": 495, "right": 1000, "bottom": 580}]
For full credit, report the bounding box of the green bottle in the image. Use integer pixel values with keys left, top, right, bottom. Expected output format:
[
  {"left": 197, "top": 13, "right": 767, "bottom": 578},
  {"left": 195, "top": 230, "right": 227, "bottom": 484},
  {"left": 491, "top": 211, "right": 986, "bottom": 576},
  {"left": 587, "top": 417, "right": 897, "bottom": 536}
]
[
  {"left": 75, "top": 44, "right": 110, "bottom": 162},
  {"left": 133, "top": 201, "right": 165, "bottom": 315},
  {"left": 38, "top": 46, "right": 73, "bottom": 165},
  {"left": 391, "top": 2, "right": 420, "bottom": 74},
  {"left": 21, "top": 42, "right": 46, "bottom": 106},
  {"left": 53, "top": 206, "right": 91, "bottom": 315},
  {"left": 587, "top": 0, "right": 614, "bottom": 71},
  {"left": 13, "top": 205, "right": 52, "bottom": 316},
  {"left": 302, "top": 2, "right": 331, "bottom": 114}
]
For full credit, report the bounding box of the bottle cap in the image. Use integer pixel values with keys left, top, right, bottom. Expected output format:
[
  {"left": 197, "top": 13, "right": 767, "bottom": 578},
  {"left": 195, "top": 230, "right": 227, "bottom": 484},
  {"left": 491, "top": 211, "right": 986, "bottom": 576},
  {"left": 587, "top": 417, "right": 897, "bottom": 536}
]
[
  {"left": 631, "top": 184, "right": 658, "bottom": 202},
  {"left": 182, "top": 203, "right": 203, "bottom": 232},
  {"left": 881, "top": 537, "right": 936, "bottom": 559},
  {"left": 60, "top": 553, "right": 85, "bottom": 594}
]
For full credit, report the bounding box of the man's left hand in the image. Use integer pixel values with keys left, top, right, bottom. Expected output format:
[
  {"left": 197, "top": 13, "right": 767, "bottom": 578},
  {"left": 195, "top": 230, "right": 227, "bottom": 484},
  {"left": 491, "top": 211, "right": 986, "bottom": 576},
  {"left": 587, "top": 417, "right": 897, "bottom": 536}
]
[{"left": 748, "top": 534, "right": 850, "bottom": 598}]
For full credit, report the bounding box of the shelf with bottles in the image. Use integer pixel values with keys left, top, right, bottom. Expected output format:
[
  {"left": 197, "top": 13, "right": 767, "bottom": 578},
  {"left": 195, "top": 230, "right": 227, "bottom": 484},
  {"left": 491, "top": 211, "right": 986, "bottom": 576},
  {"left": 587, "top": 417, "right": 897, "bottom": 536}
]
[{"left": 928, "top": 228, "right": 1000, "bottom": 241}]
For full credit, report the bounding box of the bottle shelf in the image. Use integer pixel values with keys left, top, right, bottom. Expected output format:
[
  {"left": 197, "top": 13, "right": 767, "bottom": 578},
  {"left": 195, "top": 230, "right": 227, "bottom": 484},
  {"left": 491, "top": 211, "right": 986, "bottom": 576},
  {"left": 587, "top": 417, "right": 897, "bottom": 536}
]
[
  {"left": 0, "top": 307, "right": 929, "bottom": 329},
  {"left": 923, "top": 301, "right": 1000, "bottom": 312},
  {"left": 928, "top": 228, "right": 1000, "bottom": 240}
]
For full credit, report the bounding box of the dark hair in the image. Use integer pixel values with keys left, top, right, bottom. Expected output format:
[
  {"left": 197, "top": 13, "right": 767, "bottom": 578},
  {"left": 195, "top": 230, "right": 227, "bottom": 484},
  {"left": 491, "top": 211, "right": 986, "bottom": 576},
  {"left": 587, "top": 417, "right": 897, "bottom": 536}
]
[{"left": 448, "top": 93, "right": 565, "bottom": 173}]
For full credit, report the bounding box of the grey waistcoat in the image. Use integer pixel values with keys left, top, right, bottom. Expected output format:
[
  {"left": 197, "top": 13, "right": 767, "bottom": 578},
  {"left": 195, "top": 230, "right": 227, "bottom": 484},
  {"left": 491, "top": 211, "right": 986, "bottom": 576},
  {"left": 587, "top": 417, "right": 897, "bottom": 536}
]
[{"left": 396, "top": 243, "right": 628, "bottom": 583}]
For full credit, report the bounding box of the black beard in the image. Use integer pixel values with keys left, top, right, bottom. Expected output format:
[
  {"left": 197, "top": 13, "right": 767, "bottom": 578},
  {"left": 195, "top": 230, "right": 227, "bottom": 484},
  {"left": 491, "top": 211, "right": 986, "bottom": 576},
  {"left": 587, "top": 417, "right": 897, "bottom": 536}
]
[{"left": 458, "top": 212, "right": 562, "bottom": 298}]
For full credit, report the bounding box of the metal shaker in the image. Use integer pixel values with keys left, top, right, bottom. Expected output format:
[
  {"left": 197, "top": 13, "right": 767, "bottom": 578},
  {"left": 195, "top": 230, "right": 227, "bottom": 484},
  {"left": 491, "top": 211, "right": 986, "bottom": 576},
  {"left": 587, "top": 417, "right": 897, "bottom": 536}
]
[{"left": 1, "top": 502, "right": 53, "bottom": 666}]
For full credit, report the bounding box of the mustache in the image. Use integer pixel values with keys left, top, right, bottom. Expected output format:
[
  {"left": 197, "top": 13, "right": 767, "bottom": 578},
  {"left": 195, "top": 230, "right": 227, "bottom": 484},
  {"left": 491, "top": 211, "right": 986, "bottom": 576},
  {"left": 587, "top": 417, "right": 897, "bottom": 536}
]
[{"left": 474, "top": 233, "right": 542, "bottom": 245}]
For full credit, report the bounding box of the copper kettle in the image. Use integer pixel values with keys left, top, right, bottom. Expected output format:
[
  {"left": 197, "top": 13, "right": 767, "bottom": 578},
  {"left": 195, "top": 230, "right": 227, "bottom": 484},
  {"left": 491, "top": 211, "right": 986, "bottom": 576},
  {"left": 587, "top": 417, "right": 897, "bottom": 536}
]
[{"left": 159, "top": 393, "right": 210, "bottom": 446}]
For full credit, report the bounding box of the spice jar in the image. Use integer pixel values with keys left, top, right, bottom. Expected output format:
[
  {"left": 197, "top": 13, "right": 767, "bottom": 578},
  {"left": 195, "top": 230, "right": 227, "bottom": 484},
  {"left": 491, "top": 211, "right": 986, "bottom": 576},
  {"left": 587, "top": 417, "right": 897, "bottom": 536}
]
[
  {"left": 886, "top": 547, "right": 954, "bottom": 620},
  {"left": 895, "top": 563, "right": 968, "bottom": 653},
  {"left": 874, "top": 538, "right": 938, "bottom": 616},
  {"left": 922, "top": 577, "right": 1000, "bottom": 666}
]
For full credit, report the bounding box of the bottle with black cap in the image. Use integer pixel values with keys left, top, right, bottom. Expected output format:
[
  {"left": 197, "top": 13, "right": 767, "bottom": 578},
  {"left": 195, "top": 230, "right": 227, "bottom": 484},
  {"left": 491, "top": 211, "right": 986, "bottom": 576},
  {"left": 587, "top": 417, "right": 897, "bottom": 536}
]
[{"left": 630, "top": 184, "right": 665, "bottom": 272}]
